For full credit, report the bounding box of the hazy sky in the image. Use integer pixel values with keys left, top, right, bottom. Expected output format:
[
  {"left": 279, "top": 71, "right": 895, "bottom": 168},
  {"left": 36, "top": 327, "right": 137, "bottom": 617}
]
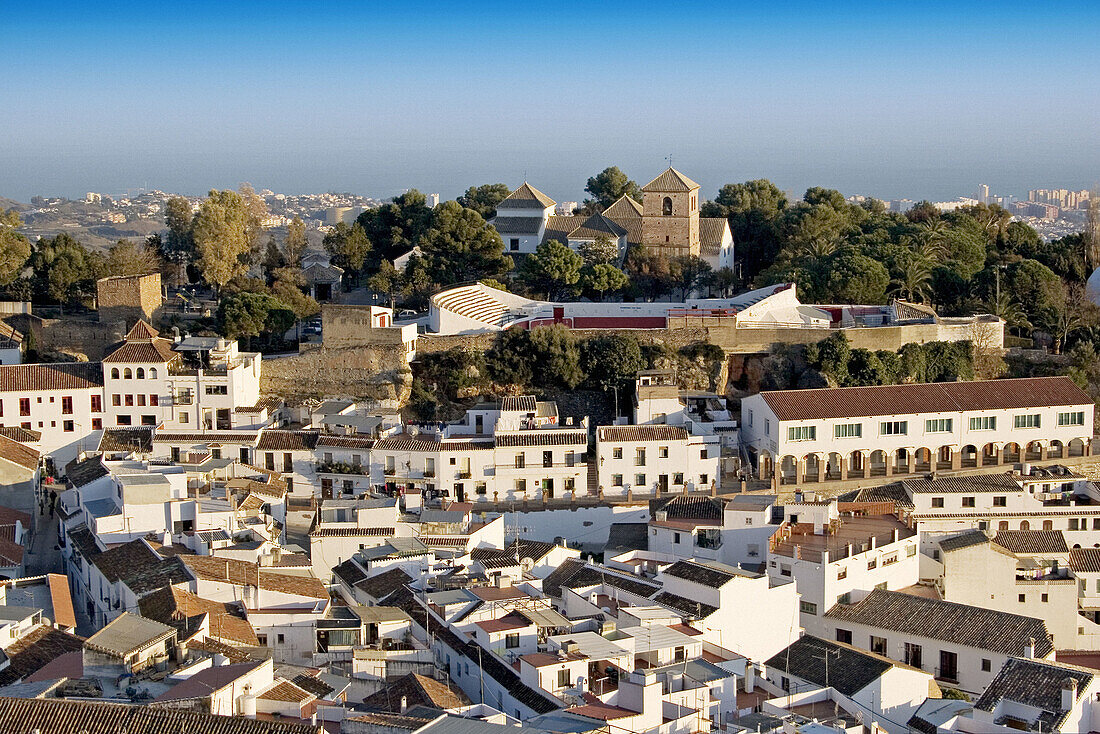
[{"left": 2, "top": 1, "right": 1099, "bottom": 204}]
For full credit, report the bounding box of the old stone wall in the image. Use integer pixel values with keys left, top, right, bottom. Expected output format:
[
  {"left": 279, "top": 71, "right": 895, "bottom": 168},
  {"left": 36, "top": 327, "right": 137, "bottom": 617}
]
[
  {"left": 416, "top": 327, "right": 709, "bottom": 357},
  {"left": 5, "top": 313, "right": 127, "bottom": 361},
  {"left": 704, "top": 322, "right": 992, "bottom": 354},
  {"left": 260, "top": 345, "right": 412, "bottom": 404},
  {"left": 97, "top": 273, "right": 162, "bottom": 326},
  {"left": 321, "top": 304, "right": 406, "bottom": 349}
]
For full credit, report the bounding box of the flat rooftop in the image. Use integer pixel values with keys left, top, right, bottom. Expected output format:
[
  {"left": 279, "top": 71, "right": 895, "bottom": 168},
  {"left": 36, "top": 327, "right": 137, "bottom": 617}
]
[{"left": 771, "top": 514, "right": 914, "bottom": 562}]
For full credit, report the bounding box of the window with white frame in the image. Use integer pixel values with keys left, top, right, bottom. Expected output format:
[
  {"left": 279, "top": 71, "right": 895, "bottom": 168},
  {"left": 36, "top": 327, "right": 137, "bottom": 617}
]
[
  {"left": 834, "top": 423, "right": 862, "bottom": 438},
  {"left": 788, "top": 425, "right": 816, "bottom": 441},
  {"left": 925, "top": 418, "right": 952, "bottom": 433},
  {"left": 969, "top": 416, "right": 996, "bottom": 430},
  {"left": 1059, "top": 411, "right": 1086, "bottom": 426},
  {"left": 1014, "top": 414, "right": 1041, "bottom": 429},
  {"left": 880, "top": 421, "right": 907, "bottom": 436}
]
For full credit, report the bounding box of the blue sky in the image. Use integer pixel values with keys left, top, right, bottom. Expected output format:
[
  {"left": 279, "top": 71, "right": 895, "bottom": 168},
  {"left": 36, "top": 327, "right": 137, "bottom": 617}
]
[{"left": 2, "top": 1, "right": 1099, "bottom": 203}]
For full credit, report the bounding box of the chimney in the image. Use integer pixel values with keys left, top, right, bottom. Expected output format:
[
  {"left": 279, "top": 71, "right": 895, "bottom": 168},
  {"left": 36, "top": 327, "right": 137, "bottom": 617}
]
[
  {"left": 1062, "top": 678, "right": 1078, "bottom": 711},
  {"left": 745, "top": 665, "right": 755, "bottom": 693},
  {"left": 1025, "top": 638, "right": 1036, "bottom": 659}
]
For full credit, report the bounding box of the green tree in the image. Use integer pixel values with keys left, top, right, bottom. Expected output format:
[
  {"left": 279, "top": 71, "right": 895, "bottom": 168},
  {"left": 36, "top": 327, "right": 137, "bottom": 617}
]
[
  {"left": 623, "top": 246, "right": 676, "bottom": 301},
  {"left": 520, "top": 240, "right": 583, "bottom": 299},
  {"left": 486, "top": 328, "right": 535, "bottom": 386},
  {"left": 356, "top": 190, "right": 433, "bottom": 262},
  {"left": 262, "top": 235, "right": 287, "bottom": 283},
  {"left": 939, "top": 214, "right": 987, "bottom": 280},
  {"left": 670, "top": 255, "right": 711, "bottom": 299},
  {"left": 237, "top": 183, "right": 269, "bottom": 264},
  {"left": 29, "top": 233, "right": 101, "bottom": 310},
  {"left": 322, "top": 222, "right": 372, "bottom": 282},
  {"left": 804, "top": 331, "right": 851, "bottom": 386},
  {"left": 530, "top": 325, "right": 584, "bottom": 389},
  {"left": 0, "top": 209, "right": 32, "bottom": 286},
  {"left": 580, "top": 263, "right": 629, "bottom": 301},
  {"left": 457, "top": 183, "right": 511, "bottom": 219},
  {"left": 367, "top": 261, "right": 404, "bottom": 309},
  {"left": 285, "top": 215, "right": 308, "bottom": 266},
  {"left": 1005, "top": 258, "right": 1066, "bottom": 330},
  {"left": 578, "top": 235, "right": 620, "bottom": 266},
  {"left": 270, "top": 268, "right": 321, "bottom": 321},
  {"left": 163, "top": 195, "right": 195, "bottom": 285},
  {"left": 890, "top": 257, "right": 932, "bottom": 303},
  {"left": 417, "top": 201, "right": 511, "bottom": 286},
  {"left": 584, "top": 167, "right": 641, "bottom": 211},
  {"left": 106, "top": 239, "right": 162, "bottom": 277},
  {"left": 192, "top": 189, "right": 256, "bottom": 294},
  {"left": 822, "top": 250, "right": 889, "bottom": 304},
  {"left": 217, "top": 291, "right": 295, "bottom": 349},
  {"left": 700, "top": 179, "right": 787, "bottom": 281},
  {"left": 582, "top": 333, "right": 645, "bottom": 393}
]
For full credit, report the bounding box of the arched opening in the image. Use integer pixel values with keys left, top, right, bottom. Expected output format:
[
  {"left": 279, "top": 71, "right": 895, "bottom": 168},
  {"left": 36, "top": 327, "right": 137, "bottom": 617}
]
[
  {"left": 1069, "top": 438, "right": 1087, "bottom": 458},
  {"left": 1043, "top": 520, "right": 1053, "bottom": 531},
  {"left": 111, "top": 368, "right": 120, "bottom": 379},
  {"left": 804, "top": 454, "right": 821, "bottom": 483},
  {"left": 848, "top": 451, "right": 866, "bottom": 479},
  {"left": 757, "top": 451, "right": 773, "bottom": 482},
  {"left": 1075, "top": 544, "right": 1083, "bottom": 549},
  {"left": 1003, "top": 442, "right": 1021, "bottom": 463},
  {"left": 662, "top": 197, "right": 673, "bottom": 216},
  {"left": 998, "top": 521, "right": 1009, "bottom": 531},
  {"left": 915, "top": 448, "right": 932, "bottom": 473},
  {"left": 894, "top": 448, "right": 910, "bottom": 475},
  {"left": 136, "top": 367, "right": 145, "bottom": 379},
  {"left": 826, "top": 452, "right": 844, "bottom": 480},
  {"left": 1020, "top": 520, "right": 1030, "bottom": 531},
  {"left": 1025, "top": 441, "right": 1044, "bottom": 461},
  {"left": 869, "top": 450, "right": 888, "bottom": 477},
  {"left": 982, "top": 443, "right": 999, "bottom": 465},
  {"left": 961, "top": 445, "right": 978, "bottom": 469},
  {"left": 780, "top": 455, "right": 798, "bottom": 485},
  {"left": 123, "top": 368, "right": 132, "bottom": 379},
  {"left": 936, "top": 446, "right": 953, "bottom": 470},
  {"left": 1050, "top": 440, "right": 1065, "bottom": 459}
]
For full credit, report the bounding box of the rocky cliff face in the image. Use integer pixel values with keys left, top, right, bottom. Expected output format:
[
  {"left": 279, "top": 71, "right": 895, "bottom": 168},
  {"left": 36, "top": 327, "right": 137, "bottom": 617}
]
[{"left": 261, "top": 345, "right": 413, "bottom": 403}]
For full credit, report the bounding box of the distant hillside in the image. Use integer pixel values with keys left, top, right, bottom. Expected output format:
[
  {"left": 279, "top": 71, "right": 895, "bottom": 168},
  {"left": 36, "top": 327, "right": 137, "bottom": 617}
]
[{"left": 0, "top": 196, "right": 28, "bottom": 211}]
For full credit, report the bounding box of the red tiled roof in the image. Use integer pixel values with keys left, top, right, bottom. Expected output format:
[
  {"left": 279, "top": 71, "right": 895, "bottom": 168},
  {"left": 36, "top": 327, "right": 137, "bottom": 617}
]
[
  {"left": 597, "top": 425, "right": 689, "bottom": 442},
  {"left": 0, "top": 362, "right": 102, "bottom": 392},
  {"left": 760, "top": 376, "right": 1092, "bottom": 422},
  {"left": 256, "top": 430, "right": 319, "bottom": 451},
  {"left": 103, "top": 339, "right": 176, "bottom": 363}
]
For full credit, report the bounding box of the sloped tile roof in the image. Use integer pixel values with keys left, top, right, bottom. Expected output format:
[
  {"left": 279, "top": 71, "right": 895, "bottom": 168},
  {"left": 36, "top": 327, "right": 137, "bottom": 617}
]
[
  {"left": 92, "top": 538, "right": 161, "bottom": 583},
  {"left": 642, "top": 168, "right": 700, "bottom": 192},
  {"left": 98, "top": 426, "right": 154, "bottom": 453},
  {"left": 491, "top": 216, "right": 544, "bottom": 235},
  {"left": 362, "top": 673, "right": 470, "bottom": 712},
  {"left": 568, "top": 213, "right": 628, "bottom": 240},
  {"left": 0, "top": 362, "right": 103, "bottom": 391},
  {"left": 993, "top": 530, "right": 1069, "bottom": 555},
  {"left": 102, "top": 338, "right": 177, "bottom": 363},
  {"left": 1070, "top": 547, "right": 1100, "bottom": 573},
  {"left": 765, "top": 635, "right": 894, "bottom": 697},
  {"left": 0, "top": 434, "right": 39, "bottom": 471},
  {"left": 974, "top": 657, "right": 1093, "bottom": 730},
  {"left": 495, "top": 430, "right": 587, "bottom": 447},
  {"left": 541, "top": 558, "right": 660, "bottom": 600},
  {"left": 316, "top": 435, "right": 375, "bottom": 449},
  {"left": 602, "top": 195, "right": 643, "bottom": 219},
  {"left": 597, "top": 425, "right": 689, "bottom": 442},
  {"left": 0, "top": 427, "right": 41, "bottom": 443},
  {"left": 84, "top": 612, "right": 176, "bottom": 657},
  {"left": 0, "top": 696, "right": 321, "bottom": 733},
  {"left": 651, "top": 495, "right": 725, "bottom": 521},
  {"left": 259, "top": 679, "right": 315, "bottom": 703},
  {"left": 939, "top": 530, "right": 990, "bottom": 553},
  {"left": 497, "top": 182, "right": 555, "bottom": 210},
  {"left": 138, "top": 586, "right": 259, "bottom": 646},
  {"left": 651, "top": 591, "right": 717, "bottom": 618},
  {"left": 761, "top": 376, "right": 1091, "bottom": 422},
  {"left": 355, "top": 567, "right": 413, "bottom": 601},
  {"left": 0, "top": 626, "right": 86, "bottom": 685},
  {"left": 126, "top": 321, "right": 160, "bottom": 340},
  {"left": 256, "top": 430, "right": 319, "bottom": 451},
  {"left": 902, "top": 473, "right": 1021, "bottom": 494},
  {"left": 662, "top": 560, "right": 743, "bottom": 587},
  {"left": 180, "top": 555, "right": 328, "bottom": 599},
  {"left": 825, "top": 588, "right": 1053, "bottom": 657}
]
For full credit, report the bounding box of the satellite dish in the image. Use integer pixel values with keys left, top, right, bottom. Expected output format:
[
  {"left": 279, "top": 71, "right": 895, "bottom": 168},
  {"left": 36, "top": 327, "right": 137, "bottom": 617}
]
[{"left": 520, "top": 557, "right": 534, "bottom": 572}]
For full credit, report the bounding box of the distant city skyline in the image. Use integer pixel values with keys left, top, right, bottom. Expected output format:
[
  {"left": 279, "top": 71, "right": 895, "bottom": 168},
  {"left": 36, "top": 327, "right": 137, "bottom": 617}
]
[{"left": 2, "top": 1, "right": 1099, "bottom": 205}]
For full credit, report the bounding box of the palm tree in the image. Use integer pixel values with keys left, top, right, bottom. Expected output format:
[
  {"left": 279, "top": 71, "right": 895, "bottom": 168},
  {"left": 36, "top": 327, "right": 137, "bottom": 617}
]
[
  {"left": 982, "top": 290, "right": 1031, "bottom": 335},
  {"left": 798, "top": 236, "right": 839, "bottom": 262},
  {"left": 890, "top": 258, "right": 932, "bottom": 303},
  {"left": 915, "top": 221, "right": 949, "bottom": 262}
]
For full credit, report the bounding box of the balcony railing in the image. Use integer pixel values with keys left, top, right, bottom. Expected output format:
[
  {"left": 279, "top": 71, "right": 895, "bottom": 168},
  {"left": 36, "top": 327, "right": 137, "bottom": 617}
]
[{"left": 318, "top": 462, "right": 369, "bottom": 476}]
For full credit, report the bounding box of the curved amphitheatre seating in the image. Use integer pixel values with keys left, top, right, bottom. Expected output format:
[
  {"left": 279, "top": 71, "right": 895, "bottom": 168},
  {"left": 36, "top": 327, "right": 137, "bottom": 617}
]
[{"left": 433, "top": 284, "right": 520, "bottom": 329}]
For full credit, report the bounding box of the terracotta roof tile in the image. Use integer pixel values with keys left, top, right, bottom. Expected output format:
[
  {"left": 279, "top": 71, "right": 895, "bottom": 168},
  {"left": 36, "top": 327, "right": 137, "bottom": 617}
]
[
  {"left": 0, "top": 362, "right": 102, "bottom": 391},
  {"left": 0, "top": 434, "right": 39, "bottom": 471},
  {"left": 102, "top": 338, "right": 177, "bottom": 363},
  {"left": 256, "top": 430, "right": 319, "bottom": 451},
  {"left": 497, "top": 182, "right": 555, "bottom": 210},
  {"left": 597, "top": 425, "right": 689, "bottom": 442},
  {"left": 760, "top": 376, "right": 1091, "bottom": 422},
  {"left": 642, "top": 168, "right": 700, "bottom": 192}
]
